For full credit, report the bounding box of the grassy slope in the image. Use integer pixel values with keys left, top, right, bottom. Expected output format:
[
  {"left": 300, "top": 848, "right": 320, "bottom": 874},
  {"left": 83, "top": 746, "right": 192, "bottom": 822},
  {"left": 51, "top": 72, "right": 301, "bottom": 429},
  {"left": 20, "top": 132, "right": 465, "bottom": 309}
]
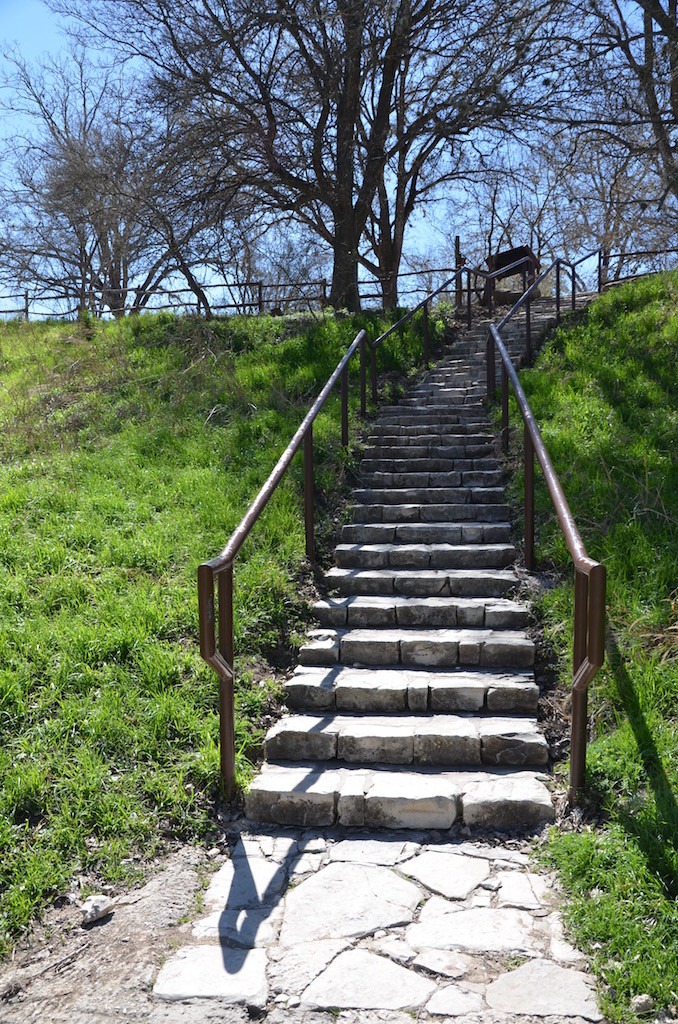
[
  {"left": 518, "top": 276, "right": 678, "bottom": 1022},
  {"left": 0, "top": 306, "right": 442, "bottom": 955}
]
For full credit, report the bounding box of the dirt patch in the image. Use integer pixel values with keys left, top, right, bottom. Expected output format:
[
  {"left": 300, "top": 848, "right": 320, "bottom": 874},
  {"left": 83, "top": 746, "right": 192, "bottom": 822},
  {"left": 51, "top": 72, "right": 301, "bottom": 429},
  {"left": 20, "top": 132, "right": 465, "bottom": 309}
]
[{"left": 0, "top": 845, "right": 247, "bottom": 1024}]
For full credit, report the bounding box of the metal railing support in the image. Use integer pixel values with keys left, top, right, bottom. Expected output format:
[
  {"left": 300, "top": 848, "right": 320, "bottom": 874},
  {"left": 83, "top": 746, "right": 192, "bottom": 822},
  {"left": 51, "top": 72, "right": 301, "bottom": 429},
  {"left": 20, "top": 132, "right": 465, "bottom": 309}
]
[
  {"left": 370, "top": 343, "right": 378, "bottom": 404},
  {"left": 341, "top": 365, "right": 349, "bottom": 446},
  {"left": 218, "top": 566, "right": 236, "bottom": 794},
  {"left": 524, "top": 426, "right": 535, "bottom": 572},
  {"left": 304, "top": 426, "right": 315, "bottom": 564},
  {"left": 556, "top": 262, "right": 561, "bottom": 323},
  {"left": 423, "top": 303, "right": 430, "bottom": 366},
  {"left": 501, "top": 363, "right": 509, "bottom": 454},
  {"left": 360, "top": 335, "right": 367, "bottom": 416},
  {"left": 466, "top": 270, "right": 472, "bottom": 328},
  {"left": 486, "top": 332, "right": 496, "bottom": 399},
  {"left": 571, "top": 264, "right": 576, "bottom": 311}
]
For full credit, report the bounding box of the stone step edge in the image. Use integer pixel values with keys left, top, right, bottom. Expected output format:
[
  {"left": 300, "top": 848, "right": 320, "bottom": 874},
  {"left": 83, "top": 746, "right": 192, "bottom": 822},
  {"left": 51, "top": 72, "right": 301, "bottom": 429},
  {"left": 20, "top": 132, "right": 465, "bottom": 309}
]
[
  {"left": 313, "top": 594, "right": 528, "bottom": 629},
  {"left": 285, "top": 664, "right": 538, "bottom": 713},
  {"left": 244, "top": 763, "right": 555, "bottom": 830}
]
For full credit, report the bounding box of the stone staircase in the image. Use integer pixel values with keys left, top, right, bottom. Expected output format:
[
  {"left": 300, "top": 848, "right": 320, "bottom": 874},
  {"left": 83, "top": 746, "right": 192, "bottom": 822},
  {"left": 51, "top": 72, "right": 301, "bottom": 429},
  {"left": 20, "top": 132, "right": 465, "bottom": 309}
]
[{"left": 246, "top": 306, "right": 559, "bottom": 832}]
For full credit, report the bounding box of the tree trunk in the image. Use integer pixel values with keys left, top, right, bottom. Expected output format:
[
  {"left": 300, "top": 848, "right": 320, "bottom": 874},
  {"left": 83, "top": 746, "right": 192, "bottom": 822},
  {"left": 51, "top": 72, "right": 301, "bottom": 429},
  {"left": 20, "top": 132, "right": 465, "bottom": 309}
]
[{"left": 329, "top": 214, "right": 361, "bottom": 311}]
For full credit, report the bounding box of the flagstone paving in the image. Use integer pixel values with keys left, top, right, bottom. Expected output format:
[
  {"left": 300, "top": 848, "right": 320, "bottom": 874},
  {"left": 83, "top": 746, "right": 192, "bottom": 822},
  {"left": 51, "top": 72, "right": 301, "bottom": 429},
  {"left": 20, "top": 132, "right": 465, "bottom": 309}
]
[{"left": 152, "top": 825, "right": 603, "bottom": 1022}]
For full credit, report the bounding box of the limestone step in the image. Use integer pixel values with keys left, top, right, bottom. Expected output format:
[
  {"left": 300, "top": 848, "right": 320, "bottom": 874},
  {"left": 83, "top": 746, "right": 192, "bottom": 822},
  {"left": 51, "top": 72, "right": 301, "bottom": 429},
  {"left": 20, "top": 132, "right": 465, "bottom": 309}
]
[
  {"left": 348, "top": 502, "right": 510, "bottom": 523},
  {"left": 361, "top": 457, "right": 500, "bottom": 473},
  {"left": 312, "top": 594, "right": 528, "bottom": 629},
  {"left": 367, "top": 427, "right": 495, "bottom": 441},
  {"left": 264, "top": 713, "right": 548, "bottom": 767},
  {"left": 376, "top": 411, "right": 489, "bottom": 426},
  {"left": 340, "top": 521, "right": 511, "bottom": 544},
  {"left": 284, "top": 665, "right": 538, "bottom": 713},
  {"left": 352, "top": 486, "right": 506, "bottom": 506},
  {"left": 334, "top": 542, "right": 516, "bottom": 570},
  {"left": 359, "top": 470, "right": 503, "bottom": 488},
  {"left": 325, "top": 566, "right": 518, "bottom": 597},
  {"left": 299, "top": 626, "right": 534, "bottom": 670},
  {"left": 245, "top": 762, "right": 555, "bottom": 829}
]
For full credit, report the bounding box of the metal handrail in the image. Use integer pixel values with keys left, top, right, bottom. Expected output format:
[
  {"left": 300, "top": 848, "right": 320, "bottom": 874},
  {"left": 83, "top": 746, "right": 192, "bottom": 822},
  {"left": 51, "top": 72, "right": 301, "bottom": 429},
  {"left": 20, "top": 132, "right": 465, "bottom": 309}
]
[
  {"left": 486, "top": 256, "right": 606, "bottom": 804},
  {"left": 198, "top": 250, "right": 605, "bottom": 800}
]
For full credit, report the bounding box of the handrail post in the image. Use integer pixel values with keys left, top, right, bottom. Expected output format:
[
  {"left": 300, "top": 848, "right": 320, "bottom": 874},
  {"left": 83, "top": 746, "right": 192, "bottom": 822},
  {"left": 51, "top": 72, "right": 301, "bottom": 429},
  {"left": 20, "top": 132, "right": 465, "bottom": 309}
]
[
  {"left": 486, "top": 332, "right": 495, "bottom": 399},
  {"left": 556, "top": 263, "right": 561, "bottom": 324},
  {"left": 218, "top": 566, "right": 236, "bottom": 794},
  {"left": 466, "top": 270, "right": 472, "bottom": 328},
  {"left": 569, "top": 568, "right": 590, "bottom": 803},
  {"left": 597, "top": 249, "right": 603, "bottom": 294},
  {"left": 258, "top": 281, "right": 263, "bottom": 313},
  {"left": 341, "top": 364, "right": 349, "bottom": 446},
  {"left": 488, "top": 275, "right": 494, "bottom": 316},
  {"left": 423, "top": 302, "right": 430, "bottom": 367},
  {"left": 501, "top": 363, "right": 509, "bottom": 454},
  {"left": 455, "top": 235, "right": 463, "bottom": 308},
  {"left": 24, "top": 290, "right": 29, "bottom": 321},
  {"left": 524, "top": 424, "right": 534, "bottom": 571},
  {"left": 304, "top": 426, "right": 315, "bottom": 564},
  {"left": 360, "top": 335, "right": 367, "bottom": 416},
  {"left": 370, "top": 343, "right": 378, "bottom": 404}
]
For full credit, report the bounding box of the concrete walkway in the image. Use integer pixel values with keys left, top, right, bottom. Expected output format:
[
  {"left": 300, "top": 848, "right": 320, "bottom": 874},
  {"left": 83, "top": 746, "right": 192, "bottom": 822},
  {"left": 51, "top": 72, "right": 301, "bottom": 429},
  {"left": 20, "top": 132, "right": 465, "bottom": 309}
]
[{"left": 153, "top": 822, "right": 603, "bottom": 1022}]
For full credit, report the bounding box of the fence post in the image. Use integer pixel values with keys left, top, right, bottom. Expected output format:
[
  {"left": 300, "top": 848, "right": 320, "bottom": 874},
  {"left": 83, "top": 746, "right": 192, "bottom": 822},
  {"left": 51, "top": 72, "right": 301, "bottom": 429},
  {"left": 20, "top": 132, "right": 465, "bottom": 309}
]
[
  {"left": 569, "top": 569, "right": 589, "bottom": 802},
  {"left": 486, "top": 332, "right": 495, "bottom": 400},
  {"left": 322, "top": 280, "right": 328, "bottom": 306},
  {"left": 524, "top": 425, "right": 535, "bottom": 572},
  {"left": 555, "top": 263, "right": 561, "bottom": 324},
  {"left": 304, "top": 426, "right": 315, "bottom": 564},
  {"left": 423, "top": 302, "right": 430, "bottom": 366},
  {"left": 341, "top": 365, "right": 349, "bottom": 447},
  {"left": 597, "top": 249, "right": 603, "bottom": 294},
  {"left": 370, "top": 343, "right": 378, "bottom": 403},
  {"left": 24, "top": 290, "right": 29, "bottom": 321},
  {"left": 466, "top": 270, "right": 472, "bottom": 328},
  {"left": 258, "top": 281, "right": 263, "bottom": 313},
  {"left": 218, "top": 566, "right": 236, "bottom": 794}
]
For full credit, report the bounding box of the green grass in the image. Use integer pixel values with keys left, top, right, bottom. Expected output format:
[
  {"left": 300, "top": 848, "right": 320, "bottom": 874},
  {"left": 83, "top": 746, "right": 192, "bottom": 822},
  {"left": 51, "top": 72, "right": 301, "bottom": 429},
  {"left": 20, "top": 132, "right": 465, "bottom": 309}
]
[
  {"left": 515, "top": 275, "right": 678, "bottom": 1021},
  {"left": 0, "top": 305, "right": 446, "bottom": 955}
]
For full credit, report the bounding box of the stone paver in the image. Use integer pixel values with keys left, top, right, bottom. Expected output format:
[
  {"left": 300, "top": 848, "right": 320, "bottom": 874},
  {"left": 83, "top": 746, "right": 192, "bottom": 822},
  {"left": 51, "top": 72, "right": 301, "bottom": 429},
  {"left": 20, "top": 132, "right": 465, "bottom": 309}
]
[{"left": 152, "top": 824, "right": 602, "bottom": 1021}]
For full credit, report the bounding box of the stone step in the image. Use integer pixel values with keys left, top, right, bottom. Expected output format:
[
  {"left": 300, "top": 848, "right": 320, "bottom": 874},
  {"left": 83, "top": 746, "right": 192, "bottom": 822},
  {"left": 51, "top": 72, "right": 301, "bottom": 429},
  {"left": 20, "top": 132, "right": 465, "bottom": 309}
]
[
  {"left": 376, "top": 412, "right": 490, "bottom": 426},
  {"left": 361, "top": 457, "right": 500, "bottom": 473},
  {"left": 313, "top": 594, "right": 528, "bottom": 629},
  {"left": 349, "top": 502, "right": 510, "bottom": 523},
  {"left": 340, "top": 521, "right": 511, "bottom": 544},
  {"left": 299, "top": 626, "right": 534, "bottom": 669},
  {"left": 265, "top": 713, "right": 549, "bottom": 767},
  {"left": 334, "top": 542, "right": 516, "bottom": 570},
  {"left": 359, "top": 471, "right": 503, "bottom": 488},
  {"left": 285, "top": 665, "right": 538, "bottom": 713},
  {"left": 367, "top": 427, "right": 495, "bottom": 441},
  {"left": 245, "top": 762, "right": 555, "bottom": 829},
  {"left": 364, "top": 440, "right": 497, "bottom": 456},
  {"left": 326, "top": 566, "right": 518, "bottom": 597},
  {"left": 351, "top": 486, "right": 506, "bottom": 505}
]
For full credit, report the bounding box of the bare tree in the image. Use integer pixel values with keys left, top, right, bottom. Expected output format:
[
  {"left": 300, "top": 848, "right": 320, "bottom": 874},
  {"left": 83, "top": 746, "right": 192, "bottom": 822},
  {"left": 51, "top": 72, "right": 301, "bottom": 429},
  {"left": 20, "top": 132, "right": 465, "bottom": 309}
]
[{"left": 47, "top": 0, "right": 559, "bottom": 312}]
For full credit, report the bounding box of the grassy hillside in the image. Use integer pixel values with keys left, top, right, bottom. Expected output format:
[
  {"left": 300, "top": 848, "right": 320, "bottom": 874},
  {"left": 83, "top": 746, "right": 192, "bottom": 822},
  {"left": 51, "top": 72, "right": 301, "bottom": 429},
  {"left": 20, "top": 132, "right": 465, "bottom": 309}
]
[
  {"left": 517, "top": 275, "right": 678, "bottom": 1022},
  {"left": 0, "top": 306, "right": 442, "bottom": 955}
]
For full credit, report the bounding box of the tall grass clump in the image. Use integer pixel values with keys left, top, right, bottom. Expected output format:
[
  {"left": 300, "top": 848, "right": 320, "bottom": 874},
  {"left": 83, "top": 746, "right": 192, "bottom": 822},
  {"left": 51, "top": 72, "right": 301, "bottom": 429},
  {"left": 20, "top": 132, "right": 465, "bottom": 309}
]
[
  {"left": 0, "top": 304, "right": 446, "bottom": 955},
  {"left": 516, "top": 274, "right": 678, "bottom": 1021}
]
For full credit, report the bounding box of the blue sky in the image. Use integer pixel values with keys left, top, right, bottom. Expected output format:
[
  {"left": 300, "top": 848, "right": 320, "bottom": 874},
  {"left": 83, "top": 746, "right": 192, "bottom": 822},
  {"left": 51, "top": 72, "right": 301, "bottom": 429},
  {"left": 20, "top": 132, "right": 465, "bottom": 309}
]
[{"left": 0, "top": 0, "right": 63, "bottom": 61}]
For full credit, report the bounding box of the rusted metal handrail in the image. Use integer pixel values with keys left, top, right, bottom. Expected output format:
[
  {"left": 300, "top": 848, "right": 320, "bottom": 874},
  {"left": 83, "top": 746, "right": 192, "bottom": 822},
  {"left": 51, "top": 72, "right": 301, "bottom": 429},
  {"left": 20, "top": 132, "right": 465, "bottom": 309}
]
[
  {"left": 487, "top": 256, "right": 606, "bottom": 804},
  {"left": 198, "top": 248, "right": 605, "bottom": 799}
]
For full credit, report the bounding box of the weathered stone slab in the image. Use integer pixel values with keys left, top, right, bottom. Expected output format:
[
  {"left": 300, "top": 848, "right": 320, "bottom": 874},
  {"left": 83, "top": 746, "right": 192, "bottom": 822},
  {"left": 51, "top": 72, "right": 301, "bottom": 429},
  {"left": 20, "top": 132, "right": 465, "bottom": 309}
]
[
  {"left": 413, "top": 718, "right": 480, "bottom": 765},
  {"left": 245, "top": 765, "right": 340, "bottom": 827},
  {"left": 400, "top": 850, "right": 489, "bottom": 899},
  {"left": 301, "top": 950, "right": 435, "bottom": 1010},
  {"left": 279, "top": 863, "right": 420, "bottom": 945},
  {"left": 329, "top": 837, "right": 412, "bottom": 866},
  {"left": 496, "top": 870, "right": 552, "bottom": 910},
  {"left": 337, "top": 717, "right": 414, "bottom": 764},
  {"left": 461, "top": 772, "right": 554, "bottom": 828},
  {"left": 153, "top": 946, "right": 267, "bottom": 1009},
  {"left": 203, "top": 857, "right": 287, "bottom": 910},
  {"left": 426, "top": 985, "right": 484, "bottom": 1016},
  {"left": 407, "top": 906, "right": 541, "bottom": 954},
  {"left": 485, "top": 958, "right": 602, "bottom": 1020},
  {"left": 412, "top": 948, "right": 471, "bottom": 979},
  {"left": 267, "top": 939, "right": 348, "bottom": 997},
  {"left": 265, "top": 716, "right": 338, "bottom": 761},
  {"left": 192, "top": 904, "right": 283, "bottom": 946},
  {"left": 365, "top": 772, "right": 459, "bottom": 829}
]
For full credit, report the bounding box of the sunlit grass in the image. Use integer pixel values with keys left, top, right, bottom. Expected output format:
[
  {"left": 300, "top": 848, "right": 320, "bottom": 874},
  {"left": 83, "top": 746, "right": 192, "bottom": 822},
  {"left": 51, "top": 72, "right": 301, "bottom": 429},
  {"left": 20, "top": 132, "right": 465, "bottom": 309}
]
[
  {"left": 516, "top": 275, "right": 678, "bottom": 1021},
  {"left": 0, "top": 305, "right": 445, "bottom": 954}
]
